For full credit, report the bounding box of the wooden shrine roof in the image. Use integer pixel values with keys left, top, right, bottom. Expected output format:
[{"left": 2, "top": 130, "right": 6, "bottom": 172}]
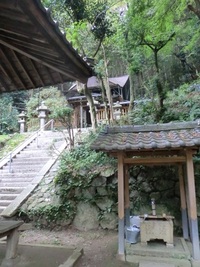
[
  {"left": 0, "top": 0, "right": 93, "bottom": 93},
  {"left": 91, "top": 121, "right": 200, "bottom": 153}
]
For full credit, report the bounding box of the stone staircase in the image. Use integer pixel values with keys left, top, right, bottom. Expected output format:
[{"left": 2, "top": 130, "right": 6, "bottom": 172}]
[{"left": 0, "top": 130, "right": 67, "bottom": 217}]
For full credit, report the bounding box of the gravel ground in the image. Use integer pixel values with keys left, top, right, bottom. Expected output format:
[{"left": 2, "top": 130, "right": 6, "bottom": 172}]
[{"left": 20, "top": 227, "right": 136, "bottom": 267}]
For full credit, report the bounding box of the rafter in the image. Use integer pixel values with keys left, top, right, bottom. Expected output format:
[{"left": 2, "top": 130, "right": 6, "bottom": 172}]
[
  {"left": 30, "top": 60, "right": 45, "bottom": 87},
  {"left": 0, "top": 33, "right": 53, "bottom": 54},
  {"left": 43, "top": 65, "right": 55, "bottom": 84},
  {"left": 0, "top": 46, "right": 26, "bottom": 89},
  {"left": 0, "top": 39, "right": 87, "bottom": 81},
  {"left": 0, "top": 53, "right": 19, "bottom": 88},
  {"left": 0, "top": 71, "right": 10, "bottom": 92},
  {"left": 12, "top": 51, "right": 35, "bottom": 88}
]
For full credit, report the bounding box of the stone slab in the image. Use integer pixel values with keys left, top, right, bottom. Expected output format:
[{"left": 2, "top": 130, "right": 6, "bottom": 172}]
[
  {"left": 139, "top": 261, "right": 175, "bottom": 267},
  {"left": 58, "top": 248, "right": 83, "bottom": 267}
]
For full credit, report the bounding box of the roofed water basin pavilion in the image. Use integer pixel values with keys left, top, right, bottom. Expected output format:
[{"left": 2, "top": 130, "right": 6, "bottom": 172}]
[{"left": 91, "top": 120, "right": 200, "bottom": 266}]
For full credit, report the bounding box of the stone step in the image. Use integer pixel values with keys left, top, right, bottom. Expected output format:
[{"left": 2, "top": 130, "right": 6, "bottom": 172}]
[
  {"left": 11, "top": 157, "right": 50, "bottom": 163},
  {"left": 0, "top": 206, "right": 6, "bottom": 213},
  {"left": 0, "top": 182, "right": 30, "bottom": 187},
  {"left": 0, "top": 178, "right": 33, "bottom": 183},
  {"left": 0, "top": 173, "right": 35, "bottom": 178},
  {"left": 0, "top": 194, "right": 19, "bottom": 200},
  {"left": 139, "top": 261, "right": 175, "bottom": 267},
  {"left": 19, "top": 149, "right": 49, "bottom": 154},
  {"left": 0, "top": 187, "right": 24, "bottom": 194},
  {"left": 0, "top": 130, "right": 64, "bottom": 216},
  {"left": 0, "top": 200, "right": 12, "bottom": 207},
  {"left": 1, "top": 166, "right": 42, "bottom": 172},
  {"left": 24, "top": 145, "right": 52, "bottom": 150},
  {"left": 3, "top": 162, "right": 45, "bottom": 169},
  {"left": 126, "top": 254, "right": 191, "bottom": 267},
  {"left": 15, "top": 153, "right": 50, "bottom": 159}
]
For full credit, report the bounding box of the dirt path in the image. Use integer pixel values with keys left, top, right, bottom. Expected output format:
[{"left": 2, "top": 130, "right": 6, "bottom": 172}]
[{"left": 20, "top": 227, "right": 136, "bottom": 267}]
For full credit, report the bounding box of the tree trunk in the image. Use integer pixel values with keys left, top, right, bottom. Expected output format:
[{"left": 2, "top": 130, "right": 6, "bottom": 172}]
[
  {"left": 83, "top": 84, "right": 97, "bottom": 130},
  {"left": 128, "top": 69, "right": 135, "bottom": 112},
  {"left": 76, "top": 81, "right": 97, "bottom": 130},
  {"left": 98, "top": 76, "right": 109, "bottom": 121},
  {"left": 188, "top": 1, "right": 200, "bottom": 20},
  {"left": 102, "top": 44, "right": 114, "bottom": 122},
  {"left": 154, "top": 49, "right": 164, "bottom": 110}
]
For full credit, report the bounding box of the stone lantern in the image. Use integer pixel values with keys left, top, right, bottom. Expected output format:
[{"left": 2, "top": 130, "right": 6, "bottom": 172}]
[
  {"left": 113, "top": 101, "right": 122, "bottom": 120},
  {"left": 18, "top": 111, "right": 27, "bottom": 133},
  {"left": 37, "top": 101, "right": 49, "bottom": 130}
]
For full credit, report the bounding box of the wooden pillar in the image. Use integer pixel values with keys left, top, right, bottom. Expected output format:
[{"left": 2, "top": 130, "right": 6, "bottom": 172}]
[
  {"left": 80, "top": 102, "right": 83, "bottom": 128},
  {"left": 124, "top": 165, "right": 130, "bottom": 227},
  {"left": 178, "top": 164, "right": 189, "bottom": 240},
  {"left": 186, "top": 150, "right": 200, "bottom": 260},
  {"left": 183, "top": 165, "right": 192, "bottom": 240},
  {"left": 117, "top": 153, "right": 125, "bottom": 261}
]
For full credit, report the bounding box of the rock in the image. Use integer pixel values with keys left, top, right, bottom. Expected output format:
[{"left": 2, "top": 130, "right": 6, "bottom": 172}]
[
  {"left": 82, "top": 189, "right": 95, "bottom": 199},
  {"left": 92, "top": 176, "right": 106, "bottom": 187},
  {"left": 95, "top": 197, "right": 114, "bottom": 211},
  {"left": 73, "top": 202, "right": 99, "bottom": 230},
  {"left": 100, "top": 167, "right": 115, "bottom": 178},
  {"left": 100, "top": 212, "right": 117, "bottom": 229},
  {"left": 97, "top": 187, "right": 108, "bottom": 196}
]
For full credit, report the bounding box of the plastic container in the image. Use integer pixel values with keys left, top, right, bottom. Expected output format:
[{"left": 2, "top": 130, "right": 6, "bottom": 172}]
[
  {"left": 130, "top": 216, "right": 141, "bottom": 228},
  {"left": 126, "top": 226, "right": 140, "bottom": 244}
]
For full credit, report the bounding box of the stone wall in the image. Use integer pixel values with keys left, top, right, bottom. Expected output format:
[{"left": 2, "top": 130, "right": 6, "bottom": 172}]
[{"left": 21, "top": 158, "right": 200, "bottom": 233}]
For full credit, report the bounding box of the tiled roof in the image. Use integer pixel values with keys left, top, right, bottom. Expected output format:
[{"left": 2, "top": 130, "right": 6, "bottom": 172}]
[{"left": 91, "top": 121, "right": 200, "bottom": 152}]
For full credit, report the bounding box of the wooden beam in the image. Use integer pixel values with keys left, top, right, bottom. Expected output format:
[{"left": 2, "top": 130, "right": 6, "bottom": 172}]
[
  {"left": 19, "top": 0, "right": 91, "bottom": 78},
  {"left": 125, "top": 150, "right": 185, "bottom": 157},
  {"left": 29, "top": 59, "right": 44, "bottom": 87},
  {"left": 0, "top": 39, "right": 87, "bottom": 82},
  {"left": 124, "top": 165, "right": 130, "bottom": 228},
  {"left": 0, "top": 28, "right": 42, "bottom": 41},
  {"left": 12, "top": 51, "right": 35, "bottom": 88},
  {"left": 124, "top": 156, "right": 186, "bottom": 165},
  {"left": 0, "top": 17, "right": 42, "bottom": 37},
  {"left": 178, "top": 164, "right": 189, "bottom": 240},
  {"left": 186, "top": 150, "right": 200, "bottom": 260},
  {"left": 0, "top": 58, "right": 18, "bottom": 88},
  {"left": 0, "top": 30, "right": 49, "bottom": 47},
  {"left": 43, "top": 66, "right": 55, "bottom": 84},
  {"left": 57, "top": 72, "right": 64, "bottom": 84},
  {"left": 0, "top": 36, "right": 57, "bottom": 57},
  {"left": 0, "top": 46, "right": 26, "bottom": 89},
  {"left": 117, "top": 152, "right": 125, "bottom": 260},
  {"left": 0, "top": 73, "right": 9, "bottom": 91}
]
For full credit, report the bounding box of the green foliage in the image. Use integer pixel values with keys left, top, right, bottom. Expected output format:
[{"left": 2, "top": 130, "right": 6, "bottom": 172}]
[
  {"left": 26, "top": 87, "right": 66, "bottom": 130},
  {"left": 18, "top": 202, "right": 75, "bottom": 229},
  {"left": 0, "top": 133, "right": 28, "bottom": 159},
  {"left": 161, "top": 81, "right": 200, "bottom": 122},
  {"left": 128, "top": 100, "right": 158, "bottom": 124},
  {"left": 55, "top": 130, "right": 116, "bottom": 203},
  {"left": 128, "top": 79, "right": 200, "bottom": 124},
  {"left": 51, "top": 106, "right": 74, "bottom": 129},
  {"left": 0, "top": 95, "right": 19, "bottom": 134}
]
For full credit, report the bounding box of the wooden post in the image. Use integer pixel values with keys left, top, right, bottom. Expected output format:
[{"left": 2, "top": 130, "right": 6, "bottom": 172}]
[
  {"left": 117, "top": 153, "right": 125, "bottom": 261},
  {"left": 80, "top": 102, "right": 83, "bottom": 128},
  {"left": 186, "top": 150, "right": 200, "bottom": 260},
  {"left": 178, "top": 164, "right": 189, "bottom": 240},
  {"left": 6, "top": 229, "right": 20, "bottom": 259},
  {"left": 124, "top": 165, "right": 130, "bottom": 228},
  {"left": 183, "top": 164, "right": 192, "bottom": 240}
]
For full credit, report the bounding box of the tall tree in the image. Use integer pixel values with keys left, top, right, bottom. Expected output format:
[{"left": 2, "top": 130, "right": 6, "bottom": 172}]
[{"left": 126, "top": 0, "right": 176, "bottom": 114}]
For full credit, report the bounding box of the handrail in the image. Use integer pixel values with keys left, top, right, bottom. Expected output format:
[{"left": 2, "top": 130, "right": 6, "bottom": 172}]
[{"left": 0, "top": 119, "right": 54, "bottom": 171}]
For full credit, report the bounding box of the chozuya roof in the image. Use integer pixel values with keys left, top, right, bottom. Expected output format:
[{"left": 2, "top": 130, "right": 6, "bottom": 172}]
[
  {"left": 91, "top": 121, "right": 200, "bottom": 152},
  {"left": 0, "top": 0, "right": 93, "bottom": 93}
]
